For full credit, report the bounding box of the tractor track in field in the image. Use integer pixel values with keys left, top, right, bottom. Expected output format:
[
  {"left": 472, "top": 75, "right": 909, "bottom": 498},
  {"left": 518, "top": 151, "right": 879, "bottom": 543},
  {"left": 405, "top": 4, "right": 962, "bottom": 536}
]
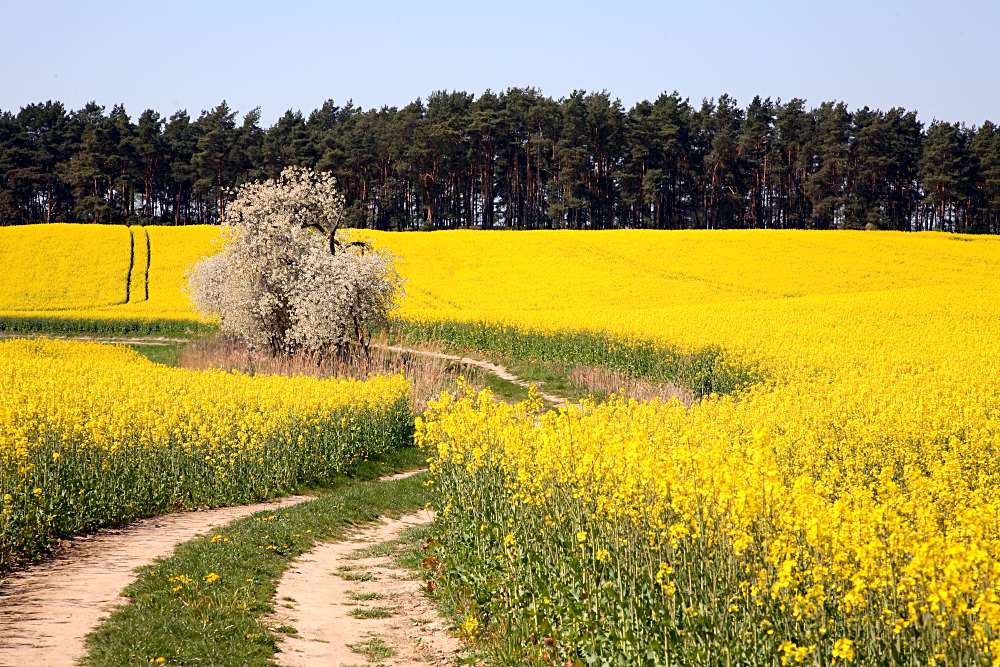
[
  {"left": 123, "top": 226, "right": 152, "bottom": 306},
  {"left": 0, "top": 494, "right": 312, "bottom": 667},
  {"left": 141, "top": 226, "right": 151, "bottom": 302},
  {"left": 123, "top": 225, "right": 135, "bottom": 305}
]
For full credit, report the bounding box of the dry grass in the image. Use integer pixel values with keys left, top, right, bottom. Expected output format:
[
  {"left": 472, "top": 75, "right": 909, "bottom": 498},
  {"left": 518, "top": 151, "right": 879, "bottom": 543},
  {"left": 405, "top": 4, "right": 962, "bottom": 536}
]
[
  {"left": 178, "top": 336, "right": 454, "bottom": 412},
  {"left": 177, "top": 337, "right": 693, "bottom": 412},
  {"left": 568, "top": 365, "right": 694, "bottom": 406}
]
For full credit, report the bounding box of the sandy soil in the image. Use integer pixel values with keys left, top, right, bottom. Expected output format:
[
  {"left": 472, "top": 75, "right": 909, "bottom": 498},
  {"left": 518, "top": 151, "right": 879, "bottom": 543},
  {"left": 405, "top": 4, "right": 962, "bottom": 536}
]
[
  {"left": 0, "top": 495, "right": 311, "bottom": 667},
  {"left": 272, "top": 509, "right": 462, "bottom": 667},
  {"left": 377, "top": 469, "right": 430, "bottom": 482}
]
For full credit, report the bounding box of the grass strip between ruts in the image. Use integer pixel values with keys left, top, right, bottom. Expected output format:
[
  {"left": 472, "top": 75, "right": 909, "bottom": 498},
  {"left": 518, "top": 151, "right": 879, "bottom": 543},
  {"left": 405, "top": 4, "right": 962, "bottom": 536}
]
[{"left": 81, "top": 448, "right": 429, "bottom": 667}]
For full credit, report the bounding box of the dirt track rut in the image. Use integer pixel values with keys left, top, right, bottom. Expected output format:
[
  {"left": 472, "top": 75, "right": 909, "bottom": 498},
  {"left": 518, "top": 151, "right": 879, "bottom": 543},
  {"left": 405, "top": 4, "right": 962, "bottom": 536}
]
[
  {"left": 272, "top": 509, "right": 461, "bottom": 667},
  {"left": 0, "top": 495, "right": 311, "bottom": 667}
]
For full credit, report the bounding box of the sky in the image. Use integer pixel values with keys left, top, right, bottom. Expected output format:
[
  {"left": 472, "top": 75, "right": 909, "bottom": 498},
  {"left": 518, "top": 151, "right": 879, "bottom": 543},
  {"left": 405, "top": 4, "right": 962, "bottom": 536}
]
[{"left": 2, "top": 0, "right": 997, "bottom": 126}]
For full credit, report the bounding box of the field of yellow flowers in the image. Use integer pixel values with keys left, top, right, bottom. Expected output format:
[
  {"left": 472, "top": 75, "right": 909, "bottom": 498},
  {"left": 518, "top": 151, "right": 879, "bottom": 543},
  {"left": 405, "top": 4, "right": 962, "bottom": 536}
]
[
  {"left": 0, "top": 223, "right": 220, "bottom": 334},
  {"left": 0, "top": 338, "right": 411, "bottom": 572},
  {"left": 0, "top": 223, "right": 132, "bottom": 311},
  {"left": 3, "top": 224, "right": 1000, "bottom": 663},
  {"left": 396, "top": 231, "right": 1000, "bottom": 665}
]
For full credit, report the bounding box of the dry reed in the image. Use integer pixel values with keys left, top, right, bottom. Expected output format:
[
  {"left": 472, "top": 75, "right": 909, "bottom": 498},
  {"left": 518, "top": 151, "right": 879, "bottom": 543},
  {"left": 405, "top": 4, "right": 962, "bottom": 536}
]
[
  {"left": 568, "top": 364, "right": 694, "bottom": 405},
  {"left": 178, "top": 336, "right": 454, "bottom": 412}
]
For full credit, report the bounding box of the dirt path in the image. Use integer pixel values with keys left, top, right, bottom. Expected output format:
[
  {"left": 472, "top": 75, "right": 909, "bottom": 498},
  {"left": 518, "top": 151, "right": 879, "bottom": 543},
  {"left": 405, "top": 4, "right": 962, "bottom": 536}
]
[
  {"left": 272, "top": 508, "right": 461, "bottom": 667},
  {"left": 380, "top": 343, "right": 569, "bottom": 407},
  {"left": 0, "top": 495, "right": 311, "bottom": 667}
]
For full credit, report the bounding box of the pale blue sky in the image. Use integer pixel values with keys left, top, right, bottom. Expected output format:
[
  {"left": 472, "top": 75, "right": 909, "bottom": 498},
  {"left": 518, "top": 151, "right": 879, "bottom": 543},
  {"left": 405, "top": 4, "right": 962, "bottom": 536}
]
[{"left": 2, "top": 0, "right": 996, "bottom": 125}]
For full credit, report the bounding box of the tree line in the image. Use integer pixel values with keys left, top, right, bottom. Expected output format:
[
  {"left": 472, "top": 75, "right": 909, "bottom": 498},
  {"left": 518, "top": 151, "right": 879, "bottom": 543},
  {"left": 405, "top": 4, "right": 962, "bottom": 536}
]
[{"left": 1, "top": 89, "right": 998, "bottom": 233}]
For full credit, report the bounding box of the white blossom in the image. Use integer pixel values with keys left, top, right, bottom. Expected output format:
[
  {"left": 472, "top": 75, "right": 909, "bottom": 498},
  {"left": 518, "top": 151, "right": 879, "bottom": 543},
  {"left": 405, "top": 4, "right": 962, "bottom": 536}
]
[{"left": 188, "top": 167, "right": 401, "bottom": 355}]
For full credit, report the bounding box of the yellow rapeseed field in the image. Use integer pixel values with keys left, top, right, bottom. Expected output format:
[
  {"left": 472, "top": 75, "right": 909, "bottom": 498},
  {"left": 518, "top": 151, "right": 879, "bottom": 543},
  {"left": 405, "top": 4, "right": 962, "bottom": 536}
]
[
  {"left": 0, "top": 223, "right": 132, "bottom": 310},
  {"left": 114, "top": 225, "right": 225, "bottom": 318},
  {"left": 0, "top": 338, "right": 411, "bottom": 571},
  {"left": 370, "top": 230, "right": 1000, "bottom": 664},
  {"left": 4, "top": 224, "right": 1000, "bottom": 663},
  {"left": 0, "top": 223, "right": 222, "bottom": 327}
]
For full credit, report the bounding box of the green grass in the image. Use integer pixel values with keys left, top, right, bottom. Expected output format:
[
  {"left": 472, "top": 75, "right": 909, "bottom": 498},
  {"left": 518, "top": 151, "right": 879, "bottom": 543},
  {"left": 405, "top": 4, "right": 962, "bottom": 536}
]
[
  {"left": 347, "top": 636, "right": 396, "bottom": 660},
  {"left": 81, "top": 448, "right": 428, "bottom": 667},
  {"left": 349, "top": 606, "right": 395, "bottom": 619},
  {"left": 0, "top": 314, "right": 215, "bottom": 337},
  {"left": 501, "top": 357, "right": 594, "bottom": 402},
  {"left": 464, "top": 365, "right": 533, "bottom": 403},
  {"left": 459, "top": 355, "right": 621, "bottom": 405},
  {"left": 388, "top": 523, "right": 486, "bottom": 664},
  {"left": 389, "top": 524, "right": 436, "bottom": 571},
  {"left": 348, "top": 590, "right": 385, "bottom": 602},
  {"left": 390, "top": 318, "right": 760, "bottom": 398},
  {"left": 336, "top": 566, "right": 377, "bottom": 582},
  {"left": 128, "top": 341, "right": 186, "bottom": 366},
  {"left": 347, "top": 542, "right": 396, "bottom": 559}
]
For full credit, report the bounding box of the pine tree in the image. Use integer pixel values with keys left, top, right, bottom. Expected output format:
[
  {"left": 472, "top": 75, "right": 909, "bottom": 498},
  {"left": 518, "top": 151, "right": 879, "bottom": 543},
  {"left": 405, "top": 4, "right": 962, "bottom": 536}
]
[
  {"left": 806, "top": 102, "right": 850, "bottom": 229},
  {"left": 971, "top": 122, "right": 1000, "bottom": 233},
  {"left": 59, "top": 103, "right": 110, "bottom": 223},
  {"left": 740, "top": 96, "right": 775, "bottom": 228},
  {"left": 920, "top": 121, "right": 975, "bottom": 231},
  {"left": 263, "top": 110, "right": 312, "bottom": 178},
  {"left": 163, "top": 111, "right": 198, "bottom": 224},
  {"left": 133, "top": 110, "right": 165, "bottom": 219},
  {"left": 773, "top": 99, "right": 812, "bottom": 228},
  {"left": 193, "top": 101, "right": 238, "bottom": 223},
  {"left": 0, "top": 88, "right": 995, "bottom": 231}
]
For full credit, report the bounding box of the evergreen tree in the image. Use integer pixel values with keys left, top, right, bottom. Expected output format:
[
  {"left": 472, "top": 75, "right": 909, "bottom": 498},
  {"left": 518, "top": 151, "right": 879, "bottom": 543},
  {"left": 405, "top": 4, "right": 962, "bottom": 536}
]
[
  {"left": 700, "top": 95, "right": 744, "bottom": 229},
  {"left": 773, "top": 99, "right": 813, "bottom": 228},
  {"left": 920, "top": 121, "right": 975, "bottom": 231},
  {"left": 0, "top": 89, "right": 995, "bottom": 232},
  {"left": 806, "top": 102, "right": 851, "bottom": 229},
  {"left": 163, "top": 110, "right": 198, "bottom": 225},
  {"left": 740, "top": 96, "right": 775, "bottom": 228},
  {"left": 0, "top": 111, "right": 20, "bottom": 222},
  {"left": 13, "top": 101, "right": 72, "bottom": 222},
  {"left": 550, "top": 91, "right": 589, "bottom": 228},
  {"left": 59, "top": 103, "right": 110, "bottom": 223},
  {"left": 193, "top": 101, "right": 238, "bottom": 223},
  {"left": 262, "top": 109, "right": 311, "bottom": 178},
  {"left": 972, "top": 122, "right": 1000, "bottom": 233},
  {"left": 134, "top": 110, "right": 165, "bottom": 219}
]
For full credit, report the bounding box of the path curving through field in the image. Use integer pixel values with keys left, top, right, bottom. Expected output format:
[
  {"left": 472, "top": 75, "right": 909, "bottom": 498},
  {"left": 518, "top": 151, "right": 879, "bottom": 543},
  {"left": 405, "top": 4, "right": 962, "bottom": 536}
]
[
  {"left": 0, "top": 495, "right": 311, "bottom": 667},
  {"left": 272, "top": 508, "right": 461, "bottom": 667},
  {"left": 380, "top": 343, "right": 569, "bottom": 407}
]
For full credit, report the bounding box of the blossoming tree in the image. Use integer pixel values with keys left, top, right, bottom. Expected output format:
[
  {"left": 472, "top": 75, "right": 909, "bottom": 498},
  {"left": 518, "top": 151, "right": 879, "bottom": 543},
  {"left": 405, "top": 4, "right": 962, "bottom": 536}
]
[{"left": 189, "top": 167, "right": 401, "bottom": 357}]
